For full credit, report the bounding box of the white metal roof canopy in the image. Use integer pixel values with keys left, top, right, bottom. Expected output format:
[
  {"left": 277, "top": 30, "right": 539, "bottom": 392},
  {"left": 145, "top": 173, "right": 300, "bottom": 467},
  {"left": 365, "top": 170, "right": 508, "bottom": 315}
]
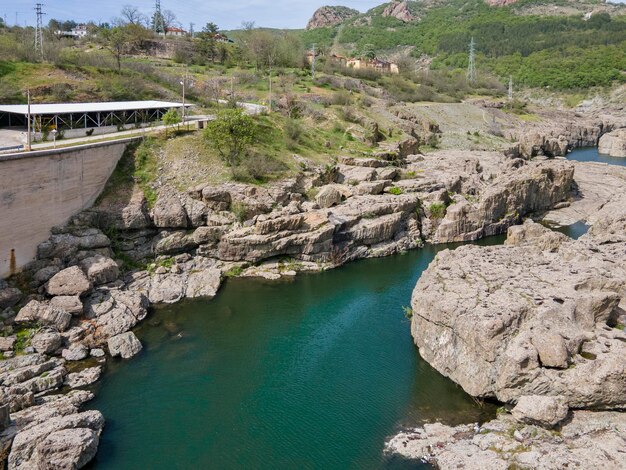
[{"left": 0, "top": 100, "right": 191, "bottom": 116}]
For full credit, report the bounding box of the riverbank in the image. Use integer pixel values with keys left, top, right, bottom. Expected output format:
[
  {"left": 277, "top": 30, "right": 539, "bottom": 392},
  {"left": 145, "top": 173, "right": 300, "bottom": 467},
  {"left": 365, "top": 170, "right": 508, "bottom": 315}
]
[
  {"left": 0, "top": 141, "right": 623, "bottom": 467},
  {"left": 386, "top": 153, "right": 626, "bottom": 468}
]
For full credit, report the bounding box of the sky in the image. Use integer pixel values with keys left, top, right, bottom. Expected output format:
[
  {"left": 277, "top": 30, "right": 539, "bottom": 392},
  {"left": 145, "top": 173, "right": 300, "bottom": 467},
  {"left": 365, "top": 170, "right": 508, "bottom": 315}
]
[{"left": 6, "top": 1, "right": 384, "bottom": 30}]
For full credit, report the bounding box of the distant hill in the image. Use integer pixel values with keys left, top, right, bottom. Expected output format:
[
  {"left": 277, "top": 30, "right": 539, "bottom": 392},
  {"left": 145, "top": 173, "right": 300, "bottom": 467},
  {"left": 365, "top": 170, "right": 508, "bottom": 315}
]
[{"left": 300, "top": 0, "right": 626, "bottom": 89}]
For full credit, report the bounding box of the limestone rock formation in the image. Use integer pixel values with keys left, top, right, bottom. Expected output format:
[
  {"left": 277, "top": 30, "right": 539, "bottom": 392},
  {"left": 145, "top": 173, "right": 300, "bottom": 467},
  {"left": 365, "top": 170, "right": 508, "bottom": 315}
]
[
  {"left": 31, "top": 330, "right": 62, "bottom": 355},
  {"left": 6, "top": 391, "right": 103, "bottom": 469},
  {"left": 107, "top": 331, "right": 142, "bottom": 359},
  {"left": 382, "top": 1, "right": 417, "bottom": 22},
  {"left": 152, "top": 186, "right": 189, "bottom": 228},
  {"left": 386, "top": 410, "right": 626, "bottom": 469},
  {"left": 15, "top": 301, "right": 72, "bottom": 332},
  {"left": 599, "top": 128, "right": 626, "bottom": 157},
  {"left": 306, "top": 6, "right": 359, "bottom": 30},
  {"left": 84, "top": 289, "right": 149, "bottom": 342},
  {"left": 432, "top": 161, "right": 574, "bottom": 243},
  {"left": 61, "top": 344, "right": 89, "bottom": 362},
  {"left": 46, "top": 266, "right": 92, "bottom": 297},
  {"left": 65, "top": 367, "right": 102, "bottom": 389},
  {"left": 0, "top": 281, "right": 21, "bottom": 310},
  {"left": 80, "top": 255, "right": 119, "bottom": 286},
  {"left": 315, "top": 185, "right": 343, "bottom": 208},
  {"left": 49, "top": 296, "right": 83, "bottom": 316},
  {"left": 410, "top": 219, "right": 626, "bottom": 409},
  {"left": 511, "top": 395, "right": 569, "bottom": 428}
]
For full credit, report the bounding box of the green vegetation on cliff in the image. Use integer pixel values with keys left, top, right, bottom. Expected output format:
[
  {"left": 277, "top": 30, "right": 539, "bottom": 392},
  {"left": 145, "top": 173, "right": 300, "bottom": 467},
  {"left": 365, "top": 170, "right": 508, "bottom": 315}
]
[{"left": 312, "top": 0, "right": 626, "bottom": 89}]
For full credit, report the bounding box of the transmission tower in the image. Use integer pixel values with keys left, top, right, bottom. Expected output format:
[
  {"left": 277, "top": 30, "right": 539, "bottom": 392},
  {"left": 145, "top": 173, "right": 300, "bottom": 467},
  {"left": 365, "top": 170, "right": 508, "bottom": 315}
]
[
  {"left": 466, "top": 37, "right": 476, "bottom": 84},
  {"left": 508, "top": 76, "right": 513, "bottom": 101},
  {"left": 34, "top": 3, "right": 45, "bottom": 60},
  {"left": 153, "top": 0, "right": 165, "bottom": 36}
]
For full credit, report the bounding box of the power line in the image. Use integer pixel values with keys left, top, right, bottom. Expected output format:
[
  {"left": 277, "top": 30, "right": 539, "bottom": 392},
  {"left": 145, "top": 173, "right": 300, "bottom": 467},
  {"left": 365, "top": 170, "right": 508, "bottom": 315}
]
[
  {"left": 153, "top": 0, "right": 165, "bottom": 36},
  {"left": 466, "top": 36, "right": 476, "bottom": 84},
  {"left": 34, "top": 3, "right": 46, "bottom": 61}
]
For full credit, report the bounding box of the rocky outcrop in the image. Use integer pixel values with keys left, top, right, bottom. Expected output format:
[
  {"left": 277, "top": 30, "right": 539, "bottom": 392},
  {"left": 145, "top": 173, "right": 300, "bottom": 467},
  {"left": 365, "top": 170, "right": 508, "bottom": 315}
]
[
  {"left": 4, "top": 391, "right": 103, "bottom": 469},
  {"left": 411, "top": 219, "right": 626, "bottom": 409},
  {"left": 599, "top": 128, "right": 626, "bottom": 157},
  {"left": 107, "top": 332, "right": 142, "bottom": 359},
  {"left": 46, "top": 266, "right": 92, "bottom": 297},
  {"left": 511, "top": 395, "right": 569, "bottom": 428},
  {"left": 382, "top": 1, "right": 417, "bottom": 22},
  {"left": 306, "top": 6, "right": 359, "bottom": 29},
  {"left": 386, "top": 410, "right": 626, "bottom": 470},
  {"left": 432, "top": 160, "right": 574, "bottom": 243},
  {"left": 15, "top": 301, "right": 72, "bottom": 332}
]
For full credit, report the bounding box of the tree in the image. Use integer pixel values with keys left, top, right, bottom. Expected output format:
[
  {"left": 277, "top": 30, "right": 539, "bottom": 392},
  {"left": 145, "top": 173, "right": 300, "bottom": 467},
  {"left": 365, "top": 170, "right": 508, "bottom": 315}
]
[
  {"left": 121, "top": 5, "right": 147, "bottom": 26},
  {"left": 48, "top": 19, "right": 61, "bottom": 32},
  {"left": 204, "top": 108, "right": 256, "bottom": 167},
  {"left": 197, "top": 22, "right": 222, "bottom": 62},
  {"left": 101, "top": 26, "right": 129, "bottom": 72},
  {"left": 162, "top": 108, "right": 182, "bottom": 136},
  {"left": 162, "top": 10, "right": 178, "bottom": 33}
]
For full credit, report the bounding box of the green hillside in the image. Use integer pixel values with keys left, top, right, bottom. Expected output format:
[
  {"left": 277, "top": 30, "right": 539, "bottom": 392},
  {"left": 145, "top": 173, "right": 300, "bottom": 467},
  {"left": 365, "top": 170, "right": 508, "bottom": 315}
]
[{"left": 301, "top": 0, "right": 626, "bottom": 89}]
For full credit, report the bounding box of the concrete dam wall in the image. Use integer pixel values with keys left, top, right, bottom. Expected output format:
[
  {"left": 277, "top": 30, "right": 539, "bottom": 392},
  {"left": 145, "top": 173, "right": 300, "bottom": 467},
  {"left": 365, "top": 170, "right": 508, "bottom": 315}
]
[{"left": 0, "top": 138, "right": 138, "bottom": 278}]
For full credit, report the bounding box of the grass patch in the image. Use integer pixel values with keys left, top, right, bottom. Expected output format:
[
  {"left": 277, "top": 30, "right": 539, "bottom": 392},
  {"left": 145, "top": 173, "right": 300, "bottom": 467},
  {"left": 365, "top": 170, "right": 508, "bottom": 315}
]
[{"left": 429, "top": 202, "right": 447, "bottom": 220}]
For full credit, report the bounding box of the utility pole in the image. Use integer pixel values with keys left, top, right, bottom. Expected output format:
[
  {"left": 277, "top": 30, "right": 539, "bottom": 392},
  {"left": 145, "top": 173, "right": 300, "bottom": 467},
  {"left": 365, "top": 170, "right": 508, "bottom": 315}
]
[
  {"left": 508, "top": 75, "right": 513, "bottom": 101},
  {"left": 466, "top": 36, "right": 476, "bottom": 85},
  {"left": 34, "top": 3, "right": 45, "bottom": 60},
  {"left": 26, "top": 89, "right": 32, "bottom": 151},
  {"left": 311, "top": 43, "right": 316, "bottom": 80},
  {"left": 268, "top": 69, "right": 272, "bottom": 113},
  {"left": 180, "top": 66, "right": 187, "bottom": 122}
]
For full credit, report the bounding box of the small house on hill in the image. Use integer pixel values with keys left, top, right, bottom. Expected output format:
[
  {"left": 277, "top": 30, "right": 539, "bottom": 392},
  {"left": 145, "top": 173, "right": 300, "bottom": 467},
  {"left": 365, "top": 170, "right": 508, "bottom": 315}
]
[{"left": 166, "top": 27, "right": 187, "bottom": 37}]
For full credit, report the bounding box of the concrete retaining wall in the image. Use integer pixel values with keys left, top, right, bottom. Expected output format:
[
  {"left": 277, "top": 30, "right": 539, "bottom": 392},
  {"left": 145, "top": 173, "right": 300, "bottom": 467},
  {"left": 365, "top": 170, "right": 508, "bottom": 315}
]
[{"left": 0, "top": 138, "right": 140, "bottom": 278}]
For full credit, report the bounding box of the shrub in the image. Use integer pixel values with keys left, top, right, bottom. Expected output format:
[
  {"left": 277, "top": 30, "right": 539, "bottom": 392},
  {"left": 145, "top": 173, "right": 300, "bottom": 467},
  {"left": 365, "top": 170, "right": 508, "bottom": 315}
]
[
  {"left": 429, "top": 202, "right": 447, "bottom": 220},
  {"left": 331, "top": 89, "right": 352, "bottom": 106},
  {"left": 233, "top": 153, "right": 288, "bottom": 183},
  {"left": 389, "top": 187, "right": 403, "bottom": 196},
  {"left": 231, "top": 201, "right": 249, "bottom": 222},
  {"left": 204, "top": 108, "right": 257, "bottom": 167},
  {"left": 284, "top": 118, "right": 303, "bottom": 142}
]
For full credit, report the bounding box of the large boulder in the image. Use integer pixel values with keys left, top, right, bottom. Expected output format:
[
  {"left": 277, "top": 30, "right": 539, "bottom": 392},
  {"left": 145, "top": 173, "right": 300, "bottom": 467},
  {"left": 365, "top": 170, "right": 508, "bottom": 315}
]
[
  {"left": 37, "top": 229, "right": 110, "bottom": 261},
  {"left": 65, "top": 366, "right": 102, "bottom": 389},
  {"left": 107, "top": 331, "right": 142, "bottom": 359},
  {"left": 50, "top": 296, "right": 84, "bottom": 316},
  {"left": 152, "top": 187, "right": 188, "bottom": 228},
  {"left": 84, "top": 289, "right": 149, "bottom": 341},
  {"left": 0, "top": 286, "right": 21, "bottom": 310},
  {"left": 31, "top": 330, "right": 63, "bottom": 355},
  {"left": 15, "top": 301, "right": 72, "bottom": 332},
  {"left": 80, "top": 255, "right": 119, "bottom": 286},
  {"left": 598, "top": 128, "right": 626, "bottom": 157},
  {"left": 511, "top": 395, "right": 569, "bottom": 428},
  {"left": 315, "top": 185, "right": 343, "bottom": 208},
  {"left": 8, "top": 410, "right": 103, "bottom": 469},
  {"left": 46, "top": 266, "right": 92, "bottom": 297},
  {"left": 62, "top": 343, "right": 89, "bottom": 362},
  {"left": 411, "top": 219, "right": 626, "bottom": 409}
]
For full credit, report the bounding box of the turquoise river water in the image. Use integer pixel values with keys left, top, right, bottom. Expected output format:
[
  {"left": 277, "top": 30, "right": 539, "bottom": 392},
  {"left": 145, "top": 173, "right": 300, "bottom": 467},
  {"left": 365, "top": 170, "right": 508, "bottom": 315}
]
[{"left": 86, "top": 147, "right": 606, "bottom": 469}]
